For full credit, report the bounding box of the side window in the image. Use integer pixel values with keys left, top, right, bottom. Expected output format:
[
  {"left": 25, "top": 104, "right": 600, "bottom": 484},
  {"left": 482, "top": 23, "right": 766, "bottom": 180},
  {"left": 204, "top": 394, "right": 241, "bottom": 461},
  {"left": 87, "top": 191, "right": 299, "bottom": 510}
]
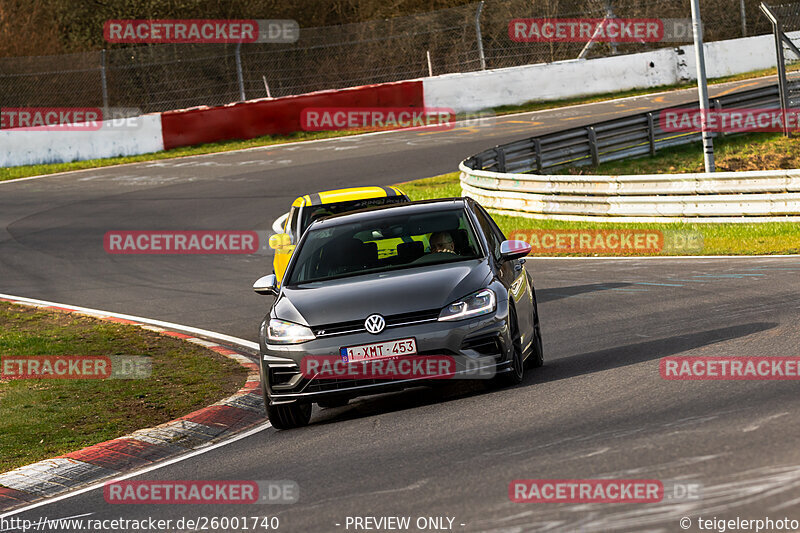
[
  {"left": 472, "top": 206, "right": 501, "bottom": 261},
  {"left": 476, "top": 204, "right": 507, "bottom": 242}
]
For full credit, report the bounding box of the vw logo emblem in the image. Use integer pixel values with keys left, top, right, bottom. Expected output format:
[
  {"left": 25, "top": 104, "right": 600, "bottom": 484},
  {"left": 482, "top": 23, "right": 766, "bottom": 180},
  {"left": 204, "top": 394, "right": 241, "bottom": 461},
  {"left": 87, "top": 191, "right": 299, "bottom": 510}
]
[{"left": 364, "top": 314, "right": 385, "bottom": 334}]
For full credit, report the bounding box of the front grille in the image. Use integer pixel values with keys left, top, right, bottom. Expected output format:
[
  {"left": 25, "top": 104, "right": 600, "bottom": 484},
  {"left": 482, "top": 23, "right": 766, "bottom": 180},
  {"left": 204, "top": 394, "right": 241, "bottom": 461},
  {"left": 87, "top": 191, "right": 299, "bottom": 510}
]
[
  {"left": 312, "top": 308, "right": 440, "bottom": 337},
  {"left": 304, "top": 377, "right": 383, "bottom": 393}
]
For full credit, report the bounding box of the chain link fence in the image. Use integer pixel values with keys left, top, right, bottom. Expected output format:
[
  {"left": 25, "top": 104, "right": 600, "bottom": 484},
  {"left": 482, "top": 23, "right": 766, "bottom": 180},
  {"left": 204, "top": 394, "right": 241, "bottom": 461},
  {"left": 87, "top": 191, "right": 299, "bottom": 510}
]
[{"left": 0, "top": 0, "right": 775, "bottom": 114}]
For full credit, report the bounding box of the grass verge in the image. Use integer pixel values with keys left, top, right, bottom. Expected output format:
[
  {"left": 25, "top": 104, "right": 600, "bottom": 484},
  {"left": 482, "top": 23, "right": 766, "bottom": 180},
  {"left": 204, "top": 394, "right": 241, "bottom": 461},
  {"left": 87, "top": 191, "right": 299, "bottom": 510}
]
[
  {"left": 397, "top": 169, "right": 800, "bottom": 256},
  {"left": 0, "top": 69, "right": 787, "bottom": 183},
  {"left": 0, "top": 302, "right": 248, "bottom": 472},
  {"left": 565, "top": 132, "right": 800, "bottom": 174}
]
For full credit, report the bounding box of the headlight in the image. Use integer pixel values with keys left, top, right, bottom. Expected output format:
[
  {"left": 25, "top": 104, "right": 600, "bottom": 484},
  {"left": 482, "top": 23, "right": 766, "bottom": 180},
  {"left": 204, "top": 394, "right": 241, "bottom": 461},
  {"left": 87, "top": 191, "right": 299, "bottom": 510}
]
[
  {"left": 438, "top": 289, "right": 496, "bottom": 321},
  {"left": 267, "top": 319, "right": 316, "bottom": 344}
]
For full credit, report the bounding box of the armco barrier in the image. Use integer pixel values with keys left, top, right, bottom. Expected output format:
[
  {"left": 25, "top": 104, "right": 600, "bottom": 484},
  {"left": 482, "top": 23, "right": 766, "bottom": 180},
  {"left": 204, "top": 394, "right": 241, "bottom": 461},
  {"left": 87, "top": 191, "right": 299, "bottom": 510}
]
[
  {"left": 160, "top": 80, "right": 424, "bottom": 150},
  {"left": 459, "top": 82, "right": 800, "bottom": 222},
  {"left": 459, "top": 163, "right": 800, "bottom": 222}
]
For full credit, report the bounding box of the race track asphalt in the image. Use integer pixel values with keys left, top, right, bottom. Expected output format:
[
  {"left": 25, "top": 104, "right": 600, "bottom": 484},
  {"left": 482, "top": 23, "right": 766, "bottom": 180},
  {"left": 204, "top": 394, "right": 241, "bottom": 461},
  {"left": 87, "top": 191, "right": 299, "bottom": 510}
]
[{"left": 2, "top": 76, "right": 799, "bottom": 532}]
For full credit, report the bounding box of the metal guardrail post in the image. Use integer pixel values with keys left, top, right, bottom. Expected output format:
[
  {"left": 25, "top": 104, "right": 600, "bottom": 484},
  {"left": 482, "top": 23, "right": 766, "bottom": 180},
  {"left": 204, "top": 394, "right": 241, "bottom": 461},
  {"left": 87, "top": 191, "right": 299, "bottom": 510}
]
[
  {"left": 495, "top": 147, "right": 506, "bottom": 173},
  {"left": 587, "top": 127, "right": 599, "bottom": 166},
  {"left": 533, "top": 138, "right": 542, "bottom": 173},
  {"left": 647, "top": 113, "right": 656, "bottom": 156},
  {"left": 713, "top": 99, "right": 725, "bottom": 138}
]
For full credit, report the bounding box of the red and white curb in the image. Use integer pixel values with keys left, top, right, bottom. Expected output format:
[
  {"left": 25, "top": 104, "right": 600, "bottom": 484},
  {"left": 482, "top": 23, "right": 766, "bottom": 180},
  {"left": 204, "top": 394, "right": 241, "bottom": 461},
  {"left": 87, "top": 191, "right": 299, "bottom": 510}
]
[{"left": 0, "top": 295, "right": 266, "bottom": 512}]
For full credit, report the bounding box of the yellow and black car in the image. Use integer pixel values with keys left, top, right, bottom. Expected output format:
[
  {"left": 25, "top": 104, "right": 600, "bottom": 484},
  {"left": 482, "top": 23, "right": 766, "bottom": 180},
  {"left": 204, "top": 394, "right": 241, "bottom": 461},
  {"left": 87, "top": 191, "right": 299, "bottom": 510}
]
[{"left": 269, "top": 186, "right": 411, "bottom": 282}]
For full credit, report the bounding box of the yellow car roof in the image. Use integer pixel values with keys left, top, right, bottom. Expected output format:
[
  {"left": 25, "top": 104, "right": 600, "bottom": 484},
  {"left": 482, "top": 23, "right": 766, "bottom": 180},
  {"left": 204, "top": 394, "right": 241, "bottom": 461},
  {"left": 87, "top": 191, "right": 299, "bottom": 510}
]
[{"left": 291, "top": 186, "right": 406, "bottom": 208}]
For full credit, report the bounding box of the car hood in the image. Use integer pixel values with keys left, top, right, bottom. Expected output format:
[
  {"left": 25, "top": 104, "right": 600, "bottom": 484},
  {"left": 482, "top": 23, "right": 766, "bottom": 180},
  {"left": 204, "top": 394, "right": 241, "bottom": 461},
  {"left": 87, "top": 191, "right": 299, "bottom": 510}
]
[{"left": 275, "top": 259, "right": 492, "bottom": 326}]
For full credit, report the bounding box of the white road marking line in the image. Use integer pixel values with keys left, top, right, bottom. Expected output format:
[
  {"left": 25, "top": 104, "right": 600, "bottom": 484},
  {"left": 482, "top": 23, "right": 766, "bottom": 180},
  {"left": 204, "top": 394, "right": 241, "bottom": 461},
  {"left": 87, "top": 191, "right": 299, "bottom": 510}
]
[
  {"left": 0, "top": 293, "right": 258, "bottom": 352},
  {"left": 0, "top": 423, "right": 271, "bottom": 519}
]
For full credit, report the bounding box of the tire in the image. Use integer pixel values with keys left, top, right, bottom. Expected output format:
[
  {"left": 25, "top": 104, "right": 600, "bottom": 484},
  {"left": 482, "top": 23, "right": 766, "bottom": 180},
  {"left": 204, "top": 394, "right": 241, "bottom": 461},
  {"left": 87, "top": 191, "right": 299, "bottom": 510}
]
[
  {"left": 489, "top": 304, "right": 524, "bottom": 387},
  {"left": 526, "top": 285, "right": 544, "bottom": 369},
  {"left": 267, "top": 402, "right": 312, "bottom": 430},
  {"left": 317, "top": 398, "right": 349, "bottom": 408}
]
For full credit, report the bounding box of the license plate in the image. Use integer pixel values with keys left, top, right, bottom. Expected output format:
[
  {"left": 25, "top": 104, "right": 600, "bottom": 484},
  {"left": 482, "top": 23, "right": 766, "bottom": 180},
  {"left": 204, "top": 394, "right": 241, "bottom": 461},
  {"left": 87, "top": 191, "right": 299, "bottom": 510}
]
[{"left": 341, "top": 338, "right": 417, "bottom": 362}]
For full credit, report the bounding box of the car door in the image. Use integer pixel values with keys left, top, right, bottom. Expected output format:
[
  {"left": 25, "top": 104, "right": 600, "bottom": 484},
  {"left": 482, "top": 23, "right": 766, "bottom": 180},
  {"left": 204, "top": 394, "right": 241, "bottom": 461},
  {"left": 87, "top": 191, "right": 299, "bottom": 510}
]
[{"left": 473, "top": 204, "right": 535, "bottom": 347}]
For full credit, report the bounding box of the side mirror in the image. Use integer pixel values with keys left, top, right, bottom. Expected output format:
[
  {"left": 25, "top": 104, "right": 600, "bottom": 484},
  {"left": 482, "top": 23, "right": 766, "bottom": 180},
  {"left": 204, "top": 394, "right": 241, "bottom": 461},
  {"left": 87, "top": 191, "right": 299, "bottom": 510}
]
[
  {"left": 253, "top": 274, "right": 278, "bottom": 296},
  {"left": 268, "top": 233, "right": 292, "bottom": 250},
  {"left": 500, "top": 240, "right": 532, "bottom": 260}
]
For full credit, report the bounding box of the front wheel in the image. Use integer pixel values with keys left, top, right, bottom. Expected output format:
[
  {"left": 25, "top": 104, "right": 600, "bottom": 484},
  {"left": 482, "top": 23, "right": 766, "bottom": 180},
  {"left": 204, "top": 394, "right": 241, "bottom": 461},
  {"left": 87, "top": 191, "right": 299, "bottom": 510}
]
[
  {"left": 526, "top": 285, "right": 544, "bottom": 369},
  {"left": 267, "top": 402, "right": 312, "bottom": 430}
]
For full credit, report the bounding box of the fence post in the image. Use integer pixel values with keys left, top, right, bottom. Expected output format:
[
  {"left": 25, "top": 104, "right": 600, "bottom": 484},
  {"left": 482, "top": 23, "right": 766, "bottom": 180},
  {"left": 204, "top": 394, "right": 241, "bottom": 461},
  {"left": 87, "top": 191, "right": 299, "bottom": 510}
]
[
  {"left": 235, "top": 42, "right": 246, "bottom": 101},
  {"left": 740, "top": 0, "right": 747, "bottom": 37},
  {"left": 475, "top": 1, "right": 486, "bottom": 70},
  {"left": 533, "top": 138, "right": 542, "bottom": 173},
  {"left": 100, "top": 49, "right": 109, "bottom": 115},
  {"left": 262, "top": 75, "right": 272, "bottom": 98},
  {"left": 587, "top": 127, "right": 599, "bottom": 166},
  {"left": 426, "top": 50, "right": 433, "bottom": 77},
  {"left": 647, "top": 112, "right": 656, "bottom": 155}
]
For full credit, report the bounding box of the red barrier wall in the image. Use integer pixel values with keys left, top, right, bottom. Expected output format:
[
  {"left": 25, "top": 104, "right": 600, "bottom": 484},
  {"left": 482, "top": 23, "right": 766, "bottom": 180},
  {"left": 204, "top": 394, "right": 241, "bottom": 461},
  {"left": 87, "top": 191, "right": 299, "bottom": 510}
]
[{"left": 160, "top": 80, "right": 424, "bottom": 150}]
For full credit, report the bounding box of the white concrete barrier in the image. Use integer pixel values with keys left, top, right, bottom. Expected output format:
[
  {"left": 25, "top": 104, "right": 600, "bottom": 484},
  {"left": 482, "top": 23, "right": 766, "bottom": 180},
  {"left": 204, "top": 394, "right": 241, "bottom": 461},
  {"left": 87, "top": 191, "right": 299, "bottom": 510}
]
[
  {"left": 424, "top": 33, "right": 800, "bottom": 113},
  {"left": 460, "top": 161, "right": 800, "bottom": 222},
  {"left": 0, "top": 114, "right": 164, "bottom": 168}
]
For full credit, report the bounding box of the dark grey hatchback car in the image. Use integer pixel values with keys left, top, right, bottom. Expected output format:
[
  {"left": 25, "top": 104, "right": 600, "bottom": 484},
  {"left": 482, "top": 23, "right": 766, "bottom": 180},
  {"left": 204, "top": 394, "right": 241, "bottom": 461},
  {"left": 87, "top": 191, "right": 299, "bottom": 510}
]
[{"left": 253, "top": 198, "right": 543, "bottom": 429}]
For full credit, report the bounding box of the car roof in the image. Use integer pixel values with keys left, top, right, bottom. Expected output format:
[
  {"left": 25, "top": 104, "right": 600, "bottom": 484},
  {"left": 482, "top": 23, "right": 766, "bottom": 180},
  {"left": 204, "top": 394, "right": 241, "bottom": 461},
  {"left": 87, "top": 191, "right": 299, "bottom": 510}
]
[
  {"left": 291, "top": 186, "right": 407, "bottom": 208},
  {"left": 309, "top": 197, "right": 468, "bottom": 228}
]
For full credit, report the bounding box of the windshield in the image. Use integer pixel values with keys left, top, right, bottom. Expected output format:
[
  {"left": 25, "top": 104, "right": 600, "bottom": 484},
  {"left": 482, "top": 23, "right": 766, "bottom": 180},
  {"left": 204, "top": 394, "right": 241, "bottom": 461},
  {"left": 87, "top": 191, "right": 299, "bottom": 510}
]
[
  {"left": 299, "top": 196, "right": 408, "bottom": 234},
  {"left": 286, "top": 208, "right": 482, "bottom": 285}
]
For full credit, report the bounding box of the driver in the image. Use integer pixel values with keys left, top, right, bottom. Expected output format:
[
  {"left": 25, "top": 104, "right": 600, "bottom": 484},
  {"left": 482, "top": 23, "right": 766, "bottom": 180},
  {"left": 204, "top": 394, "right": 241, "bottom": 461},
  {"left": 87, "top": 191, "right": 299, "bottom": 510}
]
[{"left": 430, "top": 231, "right": 456, "bottom": 254}]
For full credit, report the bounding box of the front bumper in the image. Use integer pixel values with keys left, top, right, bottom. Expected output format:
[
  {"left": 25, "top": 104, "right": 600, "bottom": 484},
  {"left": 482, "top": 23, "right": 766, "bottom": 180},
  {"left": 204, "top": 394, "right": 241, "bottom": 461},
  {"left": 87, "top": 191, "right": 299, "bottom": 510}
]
[{"left": 260, "top": 312, "right": 512, "bottom": 406}]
